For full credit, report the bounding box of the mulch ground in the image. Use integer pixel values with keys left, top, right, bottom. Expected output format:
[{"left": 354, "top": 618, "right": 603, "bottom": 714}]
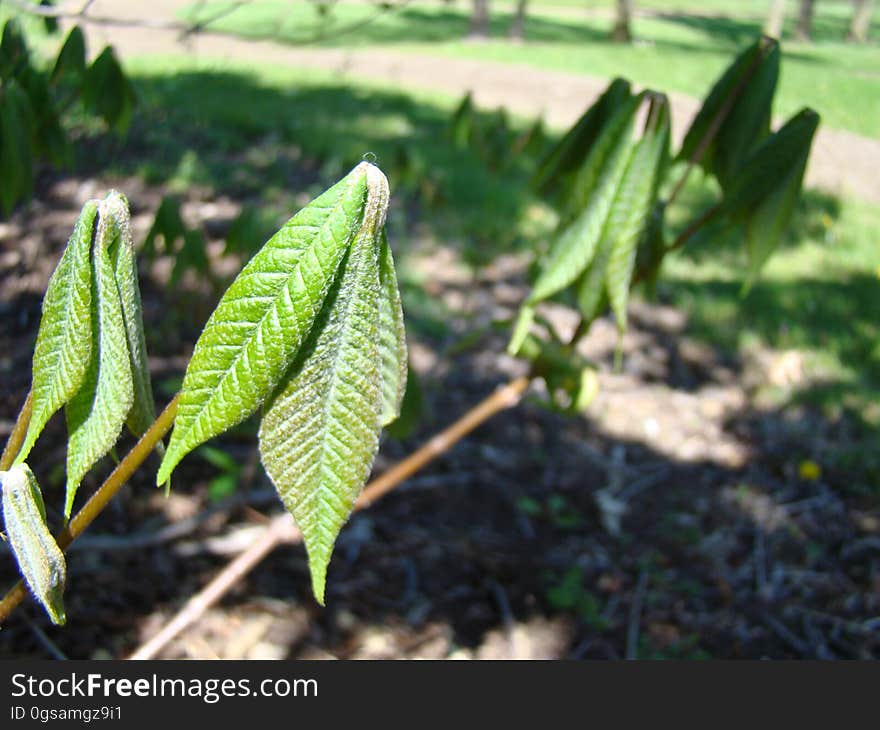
[{"left": 1, "top": 164, "right": 878, "bottom": 660}]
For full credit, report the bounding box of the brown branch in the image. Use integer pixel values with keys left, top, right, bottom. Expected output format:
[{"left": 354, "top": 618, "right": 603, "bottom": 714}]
[
  {"left": 128, "top": 375, "right": 530, "bottom": 660},
  {"left": 0, "top": 390, "right": 32, "bottom": 471}
]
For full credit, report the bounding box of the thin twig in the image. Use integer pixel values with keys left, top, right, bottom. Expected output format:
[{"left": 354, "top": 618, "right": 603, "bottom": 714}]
[
  {"left": 128, "top": 375, "right": 530, "bottom": 660},
  {"left": 0, "top": 395, "right": 180, "bottom": 625},
  {"left": 625, "top": 568, "right": 648, "bottom": 660},
  {"left": 0, "top": 488, "right": 279, "bottom": 554},
  {"left": 0, "top": 391, "right": 33, "bottom": 471}
]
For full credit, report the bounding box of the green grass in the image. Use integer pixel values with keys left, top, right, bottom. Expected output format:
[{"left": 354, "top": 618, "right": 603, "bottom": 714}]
[{"left": 182, "top": 0, "right": 880, "bottom": 138}]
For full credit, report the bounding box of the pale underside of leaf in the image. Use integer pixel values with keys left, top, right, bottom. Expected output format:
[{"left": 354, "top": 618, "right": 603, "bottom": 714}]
[
  {"left": 15, "top": 202, "right": 97, "bottom": 465},
  {"left": 157, "top": 167, "right": 369, "bottom": 485},
  {"left": 104, "top": 192, "right": 157, "bottom": 438},
  {"left": 65, "top": 212, "right": 134, "bottom": 516},
  {"left": 1, "top": 464, "right": 67, "bottom": 625},
  {"left": 259, "top": 228, "right": 383, "bottom": 605},
  {"left": 377, "top": 232, "right": 407, "bottom": 426}
]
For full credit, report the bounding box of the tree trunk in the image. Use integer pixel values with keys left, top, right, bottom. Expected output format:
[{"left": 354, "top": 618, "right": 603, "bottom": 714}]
[
  {"left": 795, "top": 0, "right": 815, "bottom": 41},
  {"left": 848, "top": 0, "right": 874, "bottom": 42},
  {"left": 469, "top": 0, "right": 490, "bottom": 39},
  {"left": 764, "top": 0, "right": 787, "bottom": 38},
  {"left": 610, "top": 0, "right": 634, "bottom": 43},
  {"left": 509, "top": 0, "right": 528, "bottom": 40}
]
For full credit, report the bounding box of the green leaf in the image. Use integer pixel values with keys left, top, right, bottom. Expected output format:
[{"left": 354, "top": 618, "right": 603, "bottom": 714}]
[
  {"left": 721, "top": 108, "right": 819, "bottom": 226},
  {"left": 259, "top": 204, "right": 385, "bottom": 605},
  {"left": 0, "top": 19, "right": 29, "bottom": 80},
  {"left": 82, "top": 47, "right": 136, "bottom": 134},
  {"left": 157, "top": 164, "right": 371, "bottom": 485},
  {"left": 19, "top": 66, "right": 71, "bottom": 167},
  {"left": 605, "top": 96, "right": 671, "bottom": 332},
  {"left": 532, "top": 77, "right": 632, "bottom": 203},
  {"left": 449, "top": 92, "right": 475, "bottom": 150},
  {"left": 1, "top": 464, "right": 66, "bottom": 625},
  {"left": 0, "top": 80, "right": 35, "bottom": 215},
  {"left": 142, "top": 196, "right": 185, "bottom": 260},
  {"left": 103, "top": 191, "right": 158, "bottom": 439},
  {"left": 65, "top": 202, "right": 135, "bottom": 515},
  {"left": 507, "top": 303, "right": 535, "bottom": 356},
  {"left": 15, "top": 202, "right": 97, "bottom": 465},
  {"left": 384, "top": 363, "right": 424, "bottom": 440},
  {"left": 50, "top": 25, "right": 86, "bottom": 86},
  {"left": 678, "top": 36, "right": 779, "bottom": 189},
  {"left": 728, "top": 109, "right": 819, "bottom": 285},
  {"left": 527, "top": 95, "right": 641, "bottom": 304},
  {"left": 377, "top": 232, "right": 407, "bottom": 426}
]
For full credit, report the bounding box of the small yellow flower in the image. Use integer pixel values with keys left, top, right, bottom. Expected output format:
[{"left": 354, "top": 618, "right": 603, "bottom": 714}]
[
  {"left": 798, "top": 460, "right": 821, "bottom": 481},
  {"left": 820, "top": 213, "right": 833, "bottom": 229}
]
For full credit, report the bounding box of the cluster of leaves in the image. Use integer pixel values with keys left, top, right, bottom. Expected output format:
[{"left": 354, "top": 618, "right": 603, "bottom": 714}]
[
  {"left": 155, "top": 161, "right": 407, "bottom": 604},
  {"left": 1, "top": 192, "right": 157, "bottom": 623},
  {"left": 509, "top": 36, "right": 818, "bottom": 401},
  {"left": 2, "top": 162, "right": 409, "bottom": 622},
  {"left": 0, "top": 19, "right": 135, "bottom": 216}
]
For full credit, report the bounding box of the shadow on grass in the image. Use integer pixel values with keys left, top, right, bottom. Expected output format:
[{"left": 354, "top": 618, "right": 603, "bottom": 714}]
[{"left": 85, "top": 68, "right": 542, "bottom": 269}]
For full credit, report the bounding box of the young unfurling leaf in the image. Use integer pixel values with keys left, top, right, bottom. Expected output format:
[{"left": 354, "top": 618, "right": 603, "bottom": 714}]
[
  {"left": 678, "top": 36, "right": 779, "bottom": 189},
  {"left": 260, "top": 219, "right": 384, "bottom": 605},
  {"left": 65, "top": 201, "right": 135, "bottom": 515},
  {"left": 105, "top": 194, "right": 159, "bottom": 439},
  {"left": 157, "top": 165, "right": 370, "bottom": 485},
  {"left": 16, "top": 192, "right": 158, "bottom": 514},
  {"left": 257, "top": 164, "right": 397, "bottom": 604},
  {"left": 15, "top": 202, "right": 97, "bottom": 465},
  {"left": 526, "top": 94, "right": 641, "bottom": 304},
  {"left": 1, "top": 464, "right": 66, "bottom": 625},
  {"left": 721, "top": 108, "right": 819, "bottom": 285},
  {"left": 605, "top": 94, "right": 671, "bottom": 332},
  {"left": 377, "top": 232, "right": 407, "bottom": 426}
]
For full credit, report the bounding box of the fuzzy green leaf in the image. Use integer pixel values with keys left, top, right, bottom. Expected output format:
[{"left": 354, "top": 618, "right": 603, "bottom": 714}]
[
  {"left": 605, "top": 96, "right": 671, "bottom": 332},
  {"left": 65, "top": 203, "right": 135, "bottom": 515},
  {"left": 103, "top": 192, "right": 158, "bottom": 438},
  {"left": 15, "top": 202, "right": 97, "bottom": 465},
  {"left": 157, "top": 165, "right": 371, "bottom": 485},
  {"left": 377, "top": 231, "right": 407, "bottom": 426},
  {"left": 259, "top": 202, "right": 386, "bottom": 605},
  {"left": 1, "top": 464, "right": 66, "bottom": 625}
]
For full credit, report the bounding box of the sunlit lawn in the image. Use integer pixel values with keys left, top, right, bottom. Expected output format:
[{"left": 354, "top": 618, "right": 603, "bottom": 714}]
[{"left": 182, "top": 0, "right": 880, "bottom": 137}]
